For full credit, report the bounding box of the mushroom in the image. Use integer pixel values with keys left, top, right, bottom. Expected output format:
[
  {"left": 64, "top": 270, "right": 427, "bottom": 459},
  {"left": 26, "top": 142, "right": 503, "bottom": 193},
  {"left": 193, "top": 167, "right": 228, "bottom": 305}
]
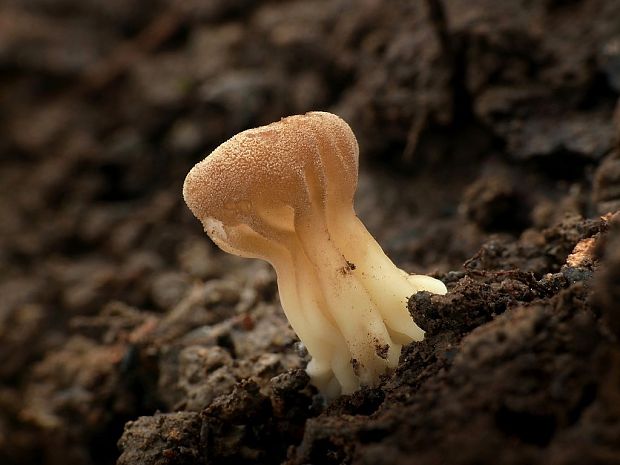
[{"left": 183, "top": 111, "right": 447, "bottom": 398}]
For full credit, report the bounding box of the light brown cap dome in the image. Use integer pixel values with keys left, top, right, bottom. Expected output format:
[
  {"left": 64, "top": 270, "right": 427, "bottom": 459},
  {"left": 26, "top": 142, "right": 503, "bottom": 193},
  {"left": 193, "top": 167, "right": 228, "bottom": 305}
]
[{"left": 182, "top": 111, "right": 359, "bottom": 248}]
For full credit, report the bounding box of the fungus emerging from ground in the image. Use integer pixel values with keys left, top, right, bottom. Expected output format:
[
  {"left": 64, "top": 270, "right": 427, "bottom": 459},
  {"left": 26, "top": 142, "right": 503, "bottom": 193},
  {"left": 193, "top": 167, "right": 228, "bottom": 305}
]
[{"left": 183, "top": 112, "right": 447, "bottom": 398}]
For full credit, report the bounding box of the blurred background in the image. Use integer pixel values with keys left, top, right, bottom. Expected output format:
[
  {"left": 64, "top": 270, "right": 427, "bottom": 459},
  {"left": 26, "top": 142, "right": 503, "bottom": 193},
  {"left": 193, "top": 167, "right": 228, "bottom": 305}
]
[{"left": 0, "top": 0, "right": 619, "bottom": 464}]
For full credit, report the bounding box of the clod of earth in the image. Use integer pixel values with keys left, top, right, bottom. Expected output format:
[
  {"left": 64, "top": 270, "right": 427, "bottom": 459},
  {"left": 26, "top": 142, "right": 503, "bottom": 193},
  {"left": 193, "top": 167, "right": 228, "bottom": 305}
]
[{"left": 183, "top": 111, "right": 447, "bottom": 398}]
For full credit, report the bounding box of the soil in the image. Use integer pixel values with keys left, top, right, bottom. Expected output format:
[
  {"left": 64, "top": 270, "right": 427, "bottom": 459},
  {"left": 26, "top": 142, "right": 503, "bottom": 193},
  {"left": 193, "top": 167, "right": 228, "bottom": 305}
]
[{"left": 1, "top": 0, "right": 620, "bottom": 464}]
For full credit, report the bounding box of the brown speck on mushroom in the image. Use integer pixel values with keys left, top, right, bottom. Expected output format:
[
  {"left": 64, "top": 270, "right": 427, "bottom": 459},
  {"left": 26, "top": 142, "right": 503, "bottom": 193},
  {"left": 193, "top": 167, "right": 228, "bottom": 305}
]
[
  {"left": 338, "top": 260, "right": 356, "bottom": 275},
  {"left": 375, "top": 343, "right": 390, "bottom": 360}
]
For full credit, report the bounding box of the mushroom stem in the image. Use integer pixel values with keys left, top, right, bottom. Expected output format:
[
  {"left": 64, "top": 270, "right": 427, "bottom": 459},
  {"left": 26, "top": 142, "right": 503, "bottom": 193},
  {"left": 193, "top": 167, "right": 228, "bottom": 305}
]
[
  {"left": 275, "top": 247, "right": 359, "bottom": 394},
  {"left": 295, "top": 210, "right": 402, "bottom": 389},
  {"left": 334, "top": 212, "right": 445, "bottom": 343}
]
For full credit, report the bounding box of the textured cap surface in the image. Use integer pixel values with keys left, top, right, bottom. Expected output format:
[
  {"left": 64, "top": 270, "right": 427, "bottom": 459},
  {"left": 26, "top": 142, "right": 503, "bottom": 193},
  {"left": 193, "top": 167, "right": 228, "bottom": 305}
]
[{"left": 182, "top": 111, "right": 359, "bottom": 231}]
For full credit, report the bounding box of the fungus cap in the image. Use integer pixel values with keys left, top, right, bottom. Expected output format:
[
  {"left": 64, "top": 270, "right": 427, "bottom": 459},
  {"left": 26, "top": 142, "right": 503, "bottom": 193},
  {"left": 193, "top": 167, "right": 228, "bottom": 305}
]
[{"left": 183, "top": 113, "right": 357, "bottom": 237}]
